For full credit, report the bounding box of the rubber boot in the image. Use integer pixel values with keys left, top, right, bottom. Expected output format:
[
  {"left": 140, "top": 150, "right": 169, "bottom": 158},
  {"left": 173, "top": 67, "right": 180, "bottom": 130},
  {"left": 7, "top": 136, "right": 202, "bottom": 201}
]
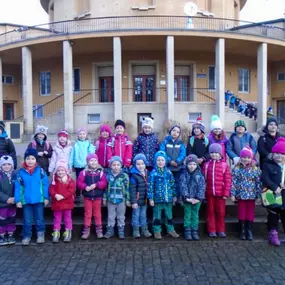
[
  {"left": 269, "top": 229, "right": 280, "bottom": 246},
  {"left": 118, "top": 226, "right": 125, "bottom": 239},
  {"left": 246, "top": 221, "right": 253, "bottom": 241},
  {"left": 96, "top": 225, "right": 103, "bottom": 239},
  {"left": 81, "top": 227, "right": 90, "bottom": 240},
  {"left": 184, "top": 227, "right": 192, "bottom": 241},
  {"left": 141, "top": 225, "right": 152, "bottom": 238},
  {"left": 52, "top": 230, "right": 60, "bottom": 243},
  {"left": 133, "top": 226, "right": 140, "bottom": 238},
  {"left": 63, "top": 230, "right": 72, "bottom": 243},
  {"left": 37, "top": 232, "right": 45, "bottom": 244},
  {"left": 239, "top": 220, "right": 246, "bottom": 240},
  {"left": 191, "top": 229, "right": 200, "bottom": 241},
  {"left": 104, "top": 226, "right": 114, "bottom": 239}
]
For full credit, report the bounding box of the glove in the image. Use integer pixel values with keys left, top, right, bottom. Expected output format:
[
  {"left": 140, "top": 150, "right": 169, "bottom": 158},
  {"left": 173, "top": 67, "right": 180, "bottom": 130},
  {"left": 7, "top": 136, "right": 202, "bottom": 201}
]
[
  {"left": 233, "top": 157, "right": 240, "bottom": 165},
  {"left": 132, "top": 203, "right": 138, "bottom": 209},
  {"left": 149, "top": 200, "right": 154, "bottom": 207},
  {"left": 126, "top": 201, "right": 131, "bottom": 207}
]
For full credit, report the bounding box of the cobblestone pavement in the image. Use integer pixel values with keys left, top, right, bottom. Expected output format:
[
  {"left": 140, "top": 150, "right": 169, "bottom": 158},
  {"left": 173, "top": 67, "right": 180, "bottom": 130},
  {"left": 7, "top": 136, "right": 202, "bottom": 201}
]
[{"left": 0, "top": 240, "right": 285, "bottom": 285}]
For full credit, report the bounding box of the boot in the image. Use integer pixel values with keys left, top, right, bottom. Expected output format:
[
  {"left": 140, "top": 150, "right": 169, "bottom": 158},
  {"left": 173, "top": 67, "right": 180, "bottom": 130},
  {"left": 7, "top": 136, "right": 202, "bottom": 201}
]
[
  {"left": 81, "top": 227, "right": 90, "bottom": 240},
  {"left": 22, "top": 237, "right": 31, "bottom": 246},
  {"left": 37, "top": 232, "right": 45, "bottom": 244},
  {"left": 246, "top": 221, "right": 253, "bottom": 241},
  {"left": 63, "top": 230, "right": 72, "bottom": 243},
  {"left": 7, "top": 233, "right": 15, "bottom": 245},
  {"left": 168, "top": 231, "right": 179, "bottom": 238},
  {"left": 104, "top": 226, "right": 114, "bottom": 239},
  {"left": 269, "top": 230, "right": 280, "bottom": 246},
  {"left": 52, "top": 230, "right": 60, "bottom": 243},
  {"left": 118, "top": 226, "right": 125, "bottom": 239},
  {"left": 239, "top": 220, "right": 246, "bottom": 240},
  {"left": 191, "top": 229, "right": 200, "bottom": 241},
  {"left": 95, "top": 226, "right": 103, "bottom": 239},
  {"left": 154, "top": 232, "right": 162, "bottom": 239},
  {"left": 133, "top": 226, "right": 140, "bottom": 238},
  {"left": 141, "top": 225, "right": 152, "bottom": 238},
  {"left": 0, "top": 234, "right": 8, "bottom": 246},
  {"left": 184, "top": 227, "right": 192, "bottom": 241}
]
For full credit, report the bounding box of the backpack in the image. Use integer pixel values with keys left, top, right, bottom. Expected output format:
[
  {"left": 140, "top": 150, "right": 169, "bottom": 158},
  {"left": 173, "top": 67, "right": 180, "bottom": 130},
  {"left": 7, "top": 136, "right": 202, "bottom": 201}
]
[{"left": 189, "top": 136, "right": 209, "bottom": 148}]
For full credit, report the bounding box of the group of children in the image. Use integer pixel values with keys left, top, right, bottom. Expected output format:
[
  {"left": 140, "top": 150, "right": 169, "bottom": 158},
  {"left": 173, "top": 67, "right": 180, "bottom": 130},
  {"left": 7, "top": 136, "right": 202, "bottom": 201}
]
[{"left": 0, "top": 114, "right": 284, "bottom": 246}]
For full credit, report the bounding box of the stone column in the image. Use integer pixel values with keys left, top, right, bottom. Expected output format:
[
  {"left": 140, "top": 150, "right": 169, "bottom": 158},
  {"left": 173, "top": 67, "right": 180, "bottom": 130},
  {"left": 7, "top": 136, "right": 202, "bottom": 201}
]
[
  {"left": 215, "top": 38, "right": 225, "bottom": 124},
  {"left": 113, "top": 37, "right": 122, "bottom": 120},
  {"left": 166, "top": 36, "right": 175, "bottom": 121},
  {"left": 22, "top": 47, "right": 34, "bottom": 134},
  {"left": 257, "top": 43, "right": 267, "bottom": 129},
  {"left": 0, "top": 58, "right": 3, "bottom": 120},
  {"left": 63, "top": 40, "right": 74, "bottom": 133}
]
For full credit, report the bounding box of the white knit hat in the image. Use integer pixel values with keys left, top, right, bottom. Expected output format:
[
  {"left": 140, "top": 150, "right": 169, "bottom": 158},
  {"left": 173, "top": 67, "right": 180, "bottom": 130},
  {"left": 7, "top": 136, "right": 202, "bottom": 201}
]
[
  {"left": 0, "top": 155, "right": 14, "bottom": 169},
  {"left": 210, "top": 115, "right": 223, "bottom": 131},
  {"left": 142, "top": 117, "right": 154, "bottom": 130},
  {"left": 35, "top": 125, "right": 48, "bottom": 137}
]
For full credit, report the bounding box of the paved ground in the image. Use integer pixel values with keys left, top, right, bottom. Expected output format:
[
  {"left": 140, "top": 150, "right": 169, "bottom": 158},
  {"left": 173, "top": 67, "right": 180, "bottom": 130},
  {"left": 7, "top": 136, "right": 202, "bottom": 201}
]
[{"left": 1, "top": 240, "right": 285, "bottom": 285}]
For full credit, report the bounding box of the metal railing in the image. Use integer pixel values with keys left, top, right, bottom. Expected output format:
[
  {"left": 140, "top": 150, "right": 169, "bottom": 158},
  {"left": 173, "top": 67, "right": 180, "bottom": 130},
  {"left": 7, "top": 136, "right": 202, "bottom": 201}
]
[{"left": 0, "top": 16, "right": 284, "bottom": 46}]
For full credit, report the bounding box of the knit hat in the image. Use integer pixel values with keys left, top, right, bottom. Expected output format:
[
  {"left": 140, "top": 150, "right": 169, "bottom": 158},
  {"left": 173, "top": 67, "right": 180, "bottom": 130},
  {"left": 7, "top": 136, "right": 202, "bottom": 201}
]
[
  {"left": 267, "top": 106, "right": 274, "bottom": 117},
  {"left": 58, "top": 129, "right": 69, "bottom": 139},
  {"left": 266, "top": 117, "right": 278, "bottom": 129},
  {"left": 210, "top": 115, "right": 223, "bottom": 131},
  {"left": 240, "top": 147, "right": 253, "bottom": 159},
  {"left": 0, "top": 121, "right": 5, "bottom": 132},
  {"left": 109, "top": 156, "right": 123, "bottom": 166},
  {"left": 86, "top": 153, "right": 98, "bottom": 164},
  {"left": 133, "top": 154, "right": 147, "bottom": 166},
  {"left": 192, "top": 117, "right": 205, "bottom": 133},
  {"left": 100, "top": 124, "right": 112, "bottom": 136},
  {"left": 234, "top": 120, "right": 247, "bottom": 131},
  {"left": 154, "top": 151, "right": 167, "bottom": 165},
  {"left": 52, "top": 160, "right": 69, "bottom": 185},
  {"left": 142, "top": 117, "right": 154, "bottom": 130},
  {"left": 169, "top": 125, "right": 181, "bottom": 136},
  {"left": 115, "top": 120, "right": 125, "bottom": 129},
  {"left": 209, "top": 143, "right": 222, "bottom": 156},
  {"left": 272, "top": 137, "right": 285, "bottom": 155},
  {"left": 24, "top": 148, "right": 38, "bottom": 160},
  {"left": 185, "top": 154, "right": 198, "bottom": 165},
  {"left": 77, "top": 127, "right": 87, "bottom": 136},
  {"left": 34, "top": 125, "right": 48, "bottom": 138},
  {"left": 0, "top": 155, "right": 14, "bottom": 169}
]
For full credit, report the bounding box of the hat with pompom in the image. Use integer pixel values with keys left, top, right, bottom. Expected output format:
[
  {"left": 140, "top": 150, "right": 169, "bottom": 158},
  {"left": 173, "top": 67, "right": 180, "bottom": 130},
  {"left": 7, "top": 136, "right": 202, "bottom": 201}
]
[
  {"left": 52, "top": 160, "right": 69, "bottom": 185},
  {"left": 272, "top": 137, "right": 285, "bottom": 155},
  {"left": 192, "top": 117, "right": 205, "bottom": 133},
  {"left": 240, "top": 147, "right": 253, "bottom": 159},
  {"left": 100, "top": 124, "right": 112, "bottom": 136},
  {"left": 0, "top": 155, "right": 14, "bottom": 169},
  {"left": 210, "top": 115, "right": 223, "bottom": 131}
]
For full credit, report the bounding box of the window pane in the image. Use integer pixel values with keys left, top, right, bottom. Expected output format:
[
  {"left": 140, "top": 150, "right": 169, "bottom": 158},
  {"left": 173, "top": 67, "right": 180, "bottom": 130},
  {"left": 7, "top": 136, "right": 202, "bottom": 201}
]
[
  {"left": 145, "top": 77, "right": 154, "bottom": 101},
  {"left": 5, "top": 76, "right": 13, "bottom": 84},
  {"left": 134, "top": 77, "right": 143, "bottom": 102},
  {"left": 174, "top": 78, "right": 178, "bottom": 100},
  {"left": 40, "top": 72, "right": 51, "bottom": 95},
  {"left": 208, "top": 66, "right": 215, "bottom": 90},
  {"left": 180, "top": 77, "right": 188, "bottom": 101},
  {"left": 73, "top": 68, "right": 80, "bottom": 91},
  {"left": 88, "top": 113, "right": 100, "bottom": 123}
]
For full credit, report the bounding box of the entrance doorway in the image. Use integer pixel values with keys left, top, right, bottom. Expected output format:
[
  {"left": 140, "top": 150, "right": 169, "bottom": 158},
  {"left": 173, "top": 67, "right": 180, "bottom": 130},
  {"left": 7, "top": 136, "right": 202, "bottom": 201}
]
[
  {"left": 277, "top": 100, "right": 285, "bottom": 123},
  {"left": 137, "top": 113, "right": 152, "bottom": 134},
  {"left": 3, "top": 103, "right": 14, "bottom": 120}
]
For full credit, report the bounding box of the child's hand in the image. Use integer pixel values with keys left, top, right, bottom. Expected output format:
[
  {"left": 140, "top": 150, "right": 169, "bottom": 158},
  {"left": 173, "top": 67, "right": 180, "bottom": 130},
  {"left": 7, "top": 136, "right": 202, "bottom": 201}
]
[
  {"left": 7, "top": 197, "right": 14, "bottom": 204},
  {"left": 103, "top": 199, "right": 107, "bottom": 206},
  {"left": 90, "top": 184, "right": 96, "bottom": 190},
  {"left": 132, "top": 203, "right": 138, "bottom": 209},
  {"left": 126, "top": 201, "right": 131, "bottom": 207},
  {"left": 170, "top": 161, "right": 178, "bottom": 167},
  {"left": 222, "top": 196, "right": 227, "bottom": 200},
  {"left": 149, "top": 200, "right": 154, "bottom": 207},
  {"left": 186, "top": 198, "right": 192, "bottom": 203},
  {"left": 276, "top": 187, "right": 282, "bottom": 194},
  {"left": 44, "top": 199, "right": 49, "bottom": 206},
  {"left": 197, "top": 158, "right": 203, "bottom": 164},
  {"left": 280, "top": 183, "right": 285, "bottom": 190},
  {"left": 172, "top": 197, "right": 177, "bottom": 206},
  {"left": 38, "top": 152, "right": 44, "bottom": 157},
  {"left": 231, "top": 196, "right": 236, "bottom": 202},
  {"left": 43, "top": 151, "right": 48, "bottom": 155},
  {"left": 193, "top": 199, "right": 200, "bottom": 204},
  {"left": 17, "top": 202, "right": 22, "bottom": 208},
  {"left": 55, "top": 194, "right": 64, "bottom": 201},
  {"left": 85, "top": 186, "right": 91, "bottom": 192}
]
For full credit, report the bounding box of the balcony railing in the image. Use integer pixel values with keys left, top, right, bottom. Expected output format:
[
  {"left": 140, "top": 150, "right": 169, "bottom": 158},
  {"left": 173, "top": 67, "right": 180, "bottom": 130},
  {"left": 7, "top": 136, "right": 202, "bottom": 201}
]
[{"left": 0, "top": 16, "right": 284, "bottom": 46}]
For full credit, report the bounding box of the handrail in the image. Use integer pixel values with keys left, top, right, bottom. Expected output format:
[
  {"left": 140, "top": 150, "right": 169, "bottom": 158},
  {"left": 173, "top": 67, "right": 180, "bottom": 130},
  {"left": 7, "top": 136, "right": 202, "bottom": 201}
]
[
  {"left": 196, "top": 89, "right": 216, "bottom": 102},
  {"left": 73, "top": 91, "right": 92, "bottom": 104}
]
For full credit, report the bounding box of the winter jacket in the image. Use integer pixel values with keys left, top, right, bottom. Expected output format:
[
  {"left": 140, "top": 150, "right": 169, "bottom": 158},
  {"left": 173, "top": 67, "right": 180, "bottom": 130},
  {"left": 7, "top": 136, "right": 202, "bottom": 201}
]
[
  {"left": 160, "top": 135, "right": 186, "bottom": 172},
  {"left": 148, "top": 167, "right": 176, "bottom": 203},
  {"left": 261, "top": 160, "right": 284, "bottom": 192},
  {"left": 203, "top": 160, "right": 231, "bottom": 197},
  {"left": 226, "top": 132, "right": 257, "bottom": 160},
  {"left": 186, "top": 135, "right": 210, "bottom": 161},
  {"left": 107, "top": 134, "right": 133, "bottom": 167},
  {"left": 49, "top": 176, "right": 75, "bottom": 211},
  {"left": 180, "top": 167, "right": 205, "bottom": 202},
  {"left": 95, "top": 137, "right": 112, "bottom": 168},
  {"left": 77, "top": 167, "right": 107, "bottom": 200},
  {"left": 49, "top": 141, "right": 72, "bottom": 173},
  {"left": 0, "top": 171, "right": 16, "bottom": 208},
  {"left": 208, "top": 132, "right": 228, "bottom": 162},
  {"left": 231, "top": 164, "right": 262, "bottom": 200},
  {"left": 104, "top": 170, "right": 130, "bottom": 204},
  {"left": 133, "top": 133, "right": 159, "bottom": 168},
  {"left": 28, "top": 139, "right": 53, "bottom": 174},
  {"left": 0, "top": 132, "right": 17, "bottom": 169},
  {"left": 15, "top": 166, "right": 49, "bottom": 205},
  {"left": 69, "top": 139, "right": 95, "bottom": 169},
  {"left": 257, "top": 128, "right": 281, "bottom": 169},
  {"left": 129, "top": 167, "right": 148, "bottom": 206}
]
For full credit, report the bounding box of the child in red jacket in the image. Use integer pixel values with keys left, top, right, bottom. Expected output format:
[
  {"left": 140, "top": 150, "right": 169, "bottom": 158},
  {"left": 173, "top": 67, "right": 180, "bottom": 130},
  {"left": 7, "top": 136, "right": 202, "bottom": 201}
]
[
  {"left": 203, "top": 143, "right": 231, "bottom": 238},
  {"left": 107, "top": 120, "right": 133, "bottom": 169},
  {"left": 77, "top": 153, "right": 107, "bottom": 239},
  {"left": 49, "top": 160, "right": 76, "bottom": 243}
]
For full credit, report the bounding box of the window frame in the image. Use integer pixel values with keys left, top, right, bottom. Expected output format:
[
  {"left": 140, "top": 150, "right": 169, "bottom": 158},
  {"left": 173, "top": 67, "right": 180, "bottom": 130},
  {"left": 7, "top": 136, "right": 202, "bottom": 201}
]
[
  {"left": 188, "top": 112, "right": 202, "bottom": 123},
  {"left": 174, "top": 75, "right": 190, "bottom": 101},
  {"left": 88, "top": 113, "right": 101, "bottom": 124},
  {"left": 208, "top": 66, "right": 216, "bottom": 91},
  {"left": 133, "top": 75, "right": 156, "bottom": 102},
  {"left": 99, "top": 76, "right": 114, "bottom": 102},
  {"left": 39, "top": 71, "right": 51, "bottom": 96},
  {"left": 238, "top": 68, "right": 251, "bottom": 94},
  {"left": 277, "top": 72, "right": 285, "bottom": 82},
  {"left": 2, "top": 75, "right": 14, "bottom": 85},
  {"left": 73, "top": 67, "right": 81, "bottom": 93}
]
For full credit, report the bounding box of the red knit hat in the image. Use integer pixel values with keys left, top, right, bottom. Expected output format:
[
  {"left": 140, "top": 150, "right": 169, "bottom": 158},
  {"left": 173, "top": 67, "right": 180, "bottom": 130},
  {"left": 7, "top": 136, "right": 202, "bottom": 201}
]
[
  {"left": 272, "top": 137, "right": 285, "bottom": 154},
  {"left": 100, "top": 124, "right": 112, "bottom": 136},
  {"left": 58, "top": 129, "right": 69, "bottom": 139},
  {"left": 240, "top": 147, "right": 253, "bottom": 159},
  {"left": 86, "top": 153, "right": 98, "bottom": 164}
]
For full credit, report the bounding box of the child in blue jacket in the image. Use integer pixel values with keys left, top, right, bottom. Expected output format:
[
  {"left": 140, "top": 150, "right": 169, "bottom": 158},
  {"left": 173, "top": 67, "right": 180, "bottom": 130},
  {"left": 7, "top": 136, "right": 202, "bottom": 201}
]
[{"left": 15, "top": 148, "right": 49, "bottom": 246}]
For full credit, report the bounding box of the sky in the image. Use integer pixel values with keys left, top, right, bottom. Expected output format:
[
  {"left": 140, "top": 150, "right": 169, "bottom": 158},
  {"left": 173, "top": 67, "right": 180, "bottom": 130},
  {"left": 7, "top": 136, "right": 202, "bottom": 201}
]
[{"left": 0, "top": 0, "right": 284, "bottom": 26}]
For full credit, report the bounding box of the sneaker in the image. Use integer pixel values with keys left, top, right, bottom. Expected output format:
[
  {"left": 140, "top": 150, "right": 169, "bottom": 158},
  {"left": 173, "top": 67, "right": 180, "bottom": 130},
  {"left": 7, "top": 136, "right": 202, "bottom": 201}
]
[
  {"left": 7, "top": 233, "right": 15, "bottom": 245},
  {"left": 217, "top": 232, "right": 227, "bottom": 238},
  {"left": 168, "top": 231, "right": 179, "bottom": 238},
  {"left": 81, "top": 227, "right": 90, "bottom": 240},
  {"left": 22, "top": 238, "right": 31, "bottom": 246},
  {"left": 154, "top": 232, "right": 162, "bottom": 240},
  {"left": 0, "top": 235, "right": 8, "bottom": 246},
  {"left": 104, "top": 226, "right": 114, "bottom": 239},
  {"left": 37, "top": 232, "right": 45, "bottom": 244},
  {"left": 208, "top": 232, "right": 217, "bottom": 238},
  {"left": 133, "top": 227, "right": 140, "bottom": 238},
  {"left": 52, "top": 230, "right": 60, "bottom": 243},
  {"left": 63, "top": 230, "right": 72, "bottom": 243}
]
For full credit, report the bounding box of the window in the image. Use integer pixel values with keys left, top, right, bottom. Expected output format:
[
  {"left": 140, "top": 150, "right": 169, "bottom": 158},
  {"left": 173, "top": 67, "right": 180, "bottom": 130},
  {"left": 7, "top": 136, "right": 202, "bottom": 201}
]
[
  {"left": 277, "top": 73, "right": 285, "bottom": 81},
  {"left": 99, "top": 77, "right": 114, "bottom": 102},
  {"left": 33, "top": 105, "right": 44, "bottom": 119},
  {"left": 88, "top": 114, "right": 100, "bottom": 124},
  {"left": 40, "top": 71, "right": 51, "bottom": 96},
  {"left": 238, "top": 68, "right": 250, "bottom": 93},
  {"left": 174, "top": 76, "right": 190, "bottom": 101},
  {"left": 208, "top": 66, "right": 216, "bottom": 90},
  {"left": 188, "top": 112, "right": 201, "bottom": 122},
  {"left": 73, "top": 68, "right": 80, "bottom": 92},
  {"left": 133, "top": 76, "right": 155, "bottom": 102},
  {"left": 2, "top": 75, "right": 14, "bottom": 85}
]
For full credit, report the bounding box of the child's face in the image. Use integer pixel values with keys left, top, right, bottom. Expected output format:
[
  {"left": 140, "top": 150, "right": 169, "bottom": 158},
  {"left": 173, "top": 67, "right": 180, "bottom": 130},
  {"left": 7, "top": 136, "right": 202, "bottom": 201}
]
[
  {"left": 56, "top": 167, "right": 67, "bottom": 178},
  {"left": 89, "top": 158, "right": 98, "bottom": 169},
  {"left": 170, "top": 127, "right": 180, "bottom": 140},
  {"left": 241, "top": 156, "right": 252, "bottom": 166},
  {"left": 136, "top": 159, "right": 146, "bottom": 173},
  {"left": 268, "top": 122, "right": 278, "bottom": 133},
  {"left": 273, "top": 153, "right": 285, "bottom": 165},
  {"left": 143, "top": 126, "right": 152, "bottom": 135},
  {"left": 37, "top": 133, "right": 45, "bottom": 140},
  {"left": 236, "top": 126, "right": 245, "bottom": 134},
  {"left": 193, "top": 127, "right": 201, "bottom": 136},
  {"left": 210, "top": 152, "right": 221, "bottom": 160},
  {"left": 101, "top": 131, "right": 110, "bottom": 139},
  {"left": 115, "top": 126, "right": 125, "bottom": 135},
  {"left": 213, "top": 129, "right": 222, "bottom": 135},
  {"left": 187, "top": 162, "right": 197, "bottom": 172},
  {"left": 78, "top": 131, "right": 87, "bottom": 140},
  {"left": 58, "top": 136, "right": 67, "bottom": 144},
  {"left": 156, "top": 156, "right": 166, "bottom": 168},
  {"left": 25, "top": 156, "right": 36, "bottom": 167},
  {"left": 111, "top": 161, "right": 122, "bottom": 173},
  {"left": 1, "top": 163, "right": 12, "bottom": 172}
]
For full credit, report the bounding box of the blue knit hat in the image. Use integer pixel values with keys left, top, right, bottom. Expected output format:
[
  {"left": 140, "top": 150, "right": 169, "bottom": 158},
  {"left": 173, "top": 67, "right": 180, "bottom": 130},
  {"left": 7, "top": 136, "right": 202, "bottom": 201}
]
[
  {"left": 109, "top": 156, "right": 123, "bottom": 166},
  {"left": 154, "top": 151, "right": 167, "bottom": 165},
  {"left": 24, "top": 148, "right": 38, "bottom": 160},
  {"left": 133, "top": 154, "right": 147, "bottom": 166}
]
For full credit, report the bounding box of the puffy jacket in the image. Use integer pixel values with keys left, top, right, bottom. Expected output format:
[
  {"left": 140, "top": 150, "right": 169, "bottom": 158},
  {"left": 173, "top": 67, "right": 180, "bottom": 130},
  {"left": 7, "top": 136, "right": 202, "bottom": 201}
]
[
  {"left": 49, "top": 141, "right": 72, "bottom": 173},
  {"left": 129, "top": 167, "right": 148, "bottom": 206},
  {"left": 49, "top": 176, "right": 75, "bottom": 211},
  {"left": 77, "top": 167, "right": 107, "bottom": 200},
  {"left": 133, "top": 133, "right": 159, "bottom": 168},
  {"left": 180, "top": 167, "right": 205, "bottom": 202},
  {"left": 203, "top": 160, "right": 231, "bottom": 197},
  {"left": 0, "top": 171, "right": 16, "bottom": 208},
  {"left": 208, "top": 132, "right": 228, "bottom": 162},
  {"left": 95, "top": 137, "right": 112, "bottom": 168},
  {"left": 231, "top": 164, "right": 262, "bottom": 200},
  {"left": 0, "top": 132, "right": 17, "bottom": 169},
  {"left": 107, "top": 134, "right": 133, "bottom": 167},
  {"left": 160, "top": 135, "right": 186, "bottom": 172},
  {"left": 186, "top": 135, "right": 209, "bottom": 161},
  {"left": 69, "top": 139, "right": 95, "bottom": 169},
  {"left": 261, "top": 159, "right": 283, "bottom": 192},
  {"left": 15, "top": 166, "right": 49, "bottom": 205}
]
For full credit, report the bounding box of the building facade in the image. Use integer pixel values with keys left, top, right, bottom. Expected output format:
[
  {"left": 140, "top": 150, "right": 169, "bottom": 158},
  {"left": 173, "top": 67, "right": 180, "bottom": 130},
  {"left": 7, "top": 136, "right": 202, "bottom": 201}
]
[{"left": 0, "top": 0, "right": 285, "bottom": 137}]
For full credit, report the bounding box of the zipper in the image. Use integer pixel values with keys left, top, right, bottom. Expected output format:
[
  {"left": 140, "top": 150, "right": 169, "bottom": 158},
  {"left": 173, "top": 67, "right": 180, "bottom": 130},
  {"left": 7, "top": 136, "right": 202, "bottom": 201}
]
[
  {"left": 212, "top": 161, "right": 216, "bottom": 196},
  {"left": 104, "top": 140, "right": 107, "bottom": 167}
]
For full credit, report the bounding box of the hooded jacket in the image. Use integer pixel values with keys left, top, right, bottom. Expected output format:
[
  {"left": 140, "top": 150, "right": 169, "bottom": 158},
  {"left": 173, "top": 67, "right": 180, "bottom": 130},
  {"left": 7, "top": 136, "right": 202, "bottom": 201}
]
[
  {"left": 0, "top": 171, "right": 16, "bottom": 208},
  {"left": 129, "top": 167, "right": 148, "bottom": 206},
  {"left": 95, "top": 137, "right": 112, "bottom": 168},
  {"left": 0, "top": 131, "right": 17, "bottom": 169},
  {"left": 186, "top": 134, "right": 209, "bottom": 161}
]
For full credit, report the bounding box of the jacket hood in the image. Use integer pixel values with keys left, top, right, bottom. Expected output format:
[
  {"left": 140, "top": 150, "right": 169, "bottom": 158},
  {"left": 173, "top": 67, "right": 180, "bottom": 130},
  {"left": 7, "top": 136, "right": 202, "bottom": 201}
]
[
  {"left": 257, "top": 126, "right": 280, "bottom": 137},
  {"left": 56, "top": 140, "right": 72, "bottom": 148},
  {"left": 165, "top": 135, "right": 183, "bottom": 144},
  {"left": 85, "top": 164, "right": 103, "bottom": 172},
  {"left": 130, "top": 167, "right": 147, "bottom": 176},
  {"left": 154, "top": 151, "right": 168, "bottom": 170}
]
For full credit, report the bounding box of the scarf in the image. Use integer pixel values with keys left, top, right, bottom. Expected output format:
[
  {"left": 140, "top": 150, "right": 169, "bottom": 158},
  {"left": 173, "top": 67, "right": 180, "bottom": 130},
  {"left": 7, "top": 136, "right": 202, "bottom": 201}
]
[{"left": 22, "top": 162, "right": 37, "bottom": 174}]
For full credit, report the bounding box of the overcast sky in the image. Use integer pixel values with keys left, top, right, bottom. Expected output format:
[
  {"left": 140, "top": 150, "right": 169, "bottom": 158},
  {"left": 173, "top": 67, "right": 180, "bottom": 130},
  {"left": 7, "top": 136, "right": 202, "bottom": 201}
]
[{"left": 0, "top": 0, "right": 284, "bottom": 26}]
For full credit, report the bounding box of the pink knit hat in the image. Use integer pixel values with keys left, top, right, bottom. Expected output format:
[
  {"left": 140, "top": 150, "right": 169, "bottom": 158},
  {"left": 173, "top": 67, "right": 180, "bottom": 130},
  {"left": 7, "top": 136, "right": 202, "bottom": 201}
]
[
  {"left": 52, "top": 160, "right": 69, "bottom": 185},
  {"left": 77, "top": 127, "right": 87, "bottom": 136},
  {"left": 86, "top": 153, "right": 98, "bottom": 164},
  {"left": 272, "top": 137, "right": 285, "bottom": 154},
  {"left": 100, "top": 124, "right": 112, "bottom": 136},
  {"left": 240, "top": 147, "right": 253, "bottom": 159}
]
